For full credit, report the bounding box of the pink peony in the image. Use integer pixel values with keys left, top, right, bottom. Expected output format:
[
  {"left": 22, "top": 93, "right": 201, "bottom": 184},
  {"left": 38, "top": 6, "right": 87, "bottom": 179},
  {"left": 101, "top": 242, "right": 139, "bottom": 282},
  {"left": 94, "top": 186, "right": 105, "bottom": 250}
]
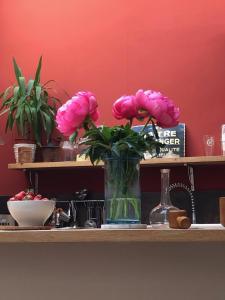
[
  {"left": 112, "top": 95, "right": 138, "bottom": 120},
  {"left": 135, "top": 89, "right": 180, "bottom": 128},
  {"left": 56, "top": 91, "right": 99, "bottom": 136}
]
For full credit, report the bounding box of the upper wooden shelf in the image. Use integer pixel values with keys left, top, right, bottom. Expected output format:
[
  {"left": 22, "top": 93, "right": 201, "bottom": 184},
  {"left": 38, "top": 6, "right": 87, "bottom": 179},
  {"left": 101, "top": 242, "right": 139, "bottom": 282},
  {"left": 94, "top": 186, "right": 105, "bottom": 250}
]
[
  {"left": 0, "top": 226, "right": 224, "bottom": 243},
  {"left": 8, "top": 156, "right": 225, "bottom": 170}
]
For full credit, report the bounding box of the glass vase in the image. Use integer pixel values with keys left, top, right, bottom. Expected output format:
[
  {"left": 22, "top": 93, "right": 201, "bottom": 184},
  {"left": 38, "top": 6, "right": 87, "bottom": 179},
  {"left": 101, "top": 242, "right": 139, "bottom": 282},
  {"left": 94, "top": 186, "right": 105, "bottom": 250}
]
[
  {"left": 149, "top": 169, "right": 178, "bottom": 228},
  {"left": 104, "top": 157, "right": 141, "bottom": 225}
]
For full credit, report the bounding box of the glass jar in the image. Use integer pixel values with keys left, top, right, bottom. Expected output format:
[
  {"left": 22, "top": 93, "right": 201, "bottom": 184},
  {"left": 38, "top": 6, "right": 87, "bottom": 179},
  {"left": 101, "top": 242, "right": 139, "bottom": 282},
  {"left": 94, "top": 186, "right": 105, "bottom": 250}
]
[
  {"left": 60, "top": 141, "right": 77, "bottom": 161},
  {"left": 149, "top": 169, "right": 178, "bottom": 228}
]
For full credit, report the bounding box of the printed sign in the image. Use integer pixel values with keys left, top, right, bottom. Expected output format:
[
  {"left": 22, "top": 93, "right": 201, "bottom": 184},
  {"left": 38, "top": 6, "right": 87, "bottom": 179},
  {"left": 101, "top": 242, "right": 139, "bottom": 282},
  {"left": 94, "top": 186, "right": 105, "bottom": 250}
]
[{"left": 132, "top": 123, "right": 185, "bottom": 158}]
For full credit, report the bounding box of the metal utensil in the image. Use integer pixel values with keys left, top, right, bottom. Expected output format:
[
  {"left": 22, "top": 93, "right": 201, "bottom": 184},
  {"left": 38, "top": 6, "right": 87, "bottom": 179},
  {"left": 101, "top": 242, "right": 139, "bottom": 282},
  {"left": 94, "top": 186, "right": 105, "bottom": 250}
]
[{"left": 70, "top": 201, "right": 78, "bottom": 228}]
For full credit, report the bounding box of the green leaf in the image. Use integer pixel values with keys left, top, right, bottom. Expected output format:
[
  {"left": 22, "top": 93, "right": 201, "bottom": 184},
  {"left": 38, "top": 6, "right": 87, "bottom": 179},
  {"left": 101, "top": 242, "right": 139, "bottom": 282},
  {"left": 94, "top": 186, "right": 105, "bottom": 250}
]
[
  {"left": 18, "top": 77, "right": 26, "bottom": 96},
  {"left": 17, "top": 95, "right": 26, "bottom": 107},
  {"left": 27, "top": 80, "right": 34, "bottom": 96},
  {"left": 51, "top": 97, "right": 62, "bottom": 110},
  {"left": 40, "top": 112, "right": 47, "bottom": 131},
  {"left": 30, "top": 106, "right": 37, "bottom": 123},
  {"left": 69, "top": 131, "right": 78, "bottom": 143},
  {"left": 3, "top": 86, "right": 13, "bottom": 100},
  {"left": 30, "top": 107, "right": 41, "bottom": 145},
  {"left": 101, "top": 126, "right": 112, "bottom": 142},
  {"left": 37, "top": 100, "right": 42, "bottom": 111},
  {"left": 1, "top": 97, "right": 14, "bottom": 109},
  {"left": 34, "top": 56, "right": 42, "bottom": 85},
  {"left": 42, "top": 79, "right": 56, "bottom": 87},
  {"left": 0, "top": 108, "right": 10, "bottom": 117},
  {"left": 13, "top": 86, "right": 20, "bottom": 99},
  {"left": 13, "top": 58, "right": 23, "bottom": 85},
  {"left": 35, "top": 86, "right": 42, "bottom": 101},
  {"left": 18, "top": 107, "right": 25, "bottom": 136},
  {"left": 6, "top": 112, "right": 15, "bottom": 131},
  {"left": 25, "top": 105, "right": 31, "bottom": 123},
  {"left": 15, "top": 102, "right": 25, "bottom": 119},
  {"left": 41, "top": 111, "right": 53, "bottom": 138}
]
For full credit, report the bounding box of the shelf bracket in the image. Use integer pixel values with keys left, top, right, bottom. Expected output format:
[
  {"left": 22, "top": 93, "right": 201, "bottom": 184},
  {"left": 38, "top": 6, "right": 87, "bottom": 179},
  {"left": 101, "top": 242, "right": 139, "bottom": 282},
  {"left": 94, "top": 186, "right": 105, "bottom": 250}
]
[
  {"left": 25, "top": 170, "right": 39, "bottom": 194},
  {"left": 187, "top": 165, "right": 196, "bottom": 224},
  {"left": 34, "top": 171, "right": 39, "bottom": 194},
  {"left": 188, "top": 165, "right": 195, "bottom": 192}
]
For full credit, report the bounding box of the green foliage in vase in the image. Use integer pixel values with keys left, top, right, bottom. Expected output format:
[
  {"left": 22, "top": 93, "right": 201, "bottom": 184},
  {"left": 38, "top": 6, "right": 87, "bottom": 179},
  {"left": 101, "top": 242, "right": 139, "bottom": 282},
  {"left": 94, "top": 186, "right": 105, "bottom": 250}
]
[
  {"left": 0, "top": 57, "right": 61, "bottom": 145},
  {"left": 81, "top": 120, "right": 164, "bottom": 165},
  {"left": 105, "top": 157, "right": 141, "bottom": 222}
]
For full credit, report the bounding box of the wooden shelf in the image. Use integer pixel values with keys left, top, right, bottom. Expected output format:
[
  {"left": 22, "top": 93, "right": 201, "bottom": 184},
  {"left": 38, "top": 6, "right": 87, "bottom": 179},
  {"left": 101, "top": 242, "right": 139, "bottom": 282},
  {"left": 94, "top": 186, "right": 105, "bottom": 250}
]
[
  {"left": 0, "top": 226, "right": 224, "bottom": 243},
  {"left": 8, "top": 156, "right": 225, "bottom": 170}
]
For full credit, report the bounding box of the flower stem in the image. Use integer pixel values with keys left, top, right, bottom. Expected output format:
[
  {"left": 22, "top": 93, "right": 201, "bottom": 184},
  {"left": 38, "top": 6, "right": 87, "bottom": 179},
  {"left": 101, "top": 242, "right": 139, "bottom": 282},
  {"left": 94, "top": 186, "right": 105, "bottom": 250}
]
[
  {"left": 88, "top": 118, "right": 98, "bottom": 129},
  {"left": 140, "top": 116, "right": 152, "bottom": 134},
  {"left": 88, "top": 118, "right": 108, "bottom": 142}
]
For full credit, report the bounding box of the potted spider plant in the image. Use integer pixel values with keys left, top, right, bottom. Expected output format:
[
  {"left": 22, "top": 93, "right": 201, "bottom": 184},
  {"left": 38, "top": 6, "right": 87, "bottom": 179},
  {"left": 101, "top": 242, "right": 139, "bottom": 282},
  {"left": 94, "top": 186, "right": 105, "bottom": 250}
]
[{"left": 0, "top": 57, "right": 61, "bottom": 162}]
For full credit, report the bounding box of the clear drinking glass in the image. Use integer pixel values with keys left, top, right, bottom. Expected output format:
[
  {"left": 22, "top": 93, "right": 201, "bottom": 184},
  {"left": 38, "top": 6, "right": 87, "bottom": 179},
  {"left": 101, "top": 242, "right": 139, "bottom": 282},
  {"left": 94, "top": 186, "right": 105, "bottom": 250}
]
[
  {"left": 221, "top": 125, "right": 225, "bottom": 156},
  {"left": 203, "top": 135, "right": 215, "bottom": 156},
  {"left": 60, "top": 141, "right": 76, "bottom": 161},
  {"left": 221, "top": 141, "right": 225, "bottom": 156},
  {"left": 149, "top": 169, "right": 178, "bottom": 228}
]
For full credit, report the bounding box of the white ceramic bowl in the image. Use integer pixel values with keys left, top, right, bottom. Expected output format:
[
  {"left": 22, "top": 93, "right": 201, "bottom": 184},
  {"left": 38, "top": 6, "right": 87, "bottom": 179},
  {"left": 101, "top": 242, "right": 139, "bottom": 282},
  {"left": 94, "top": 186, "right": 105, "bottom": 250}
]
[{"left": 7, "top": 200, "right": 55, "bottom": 227}]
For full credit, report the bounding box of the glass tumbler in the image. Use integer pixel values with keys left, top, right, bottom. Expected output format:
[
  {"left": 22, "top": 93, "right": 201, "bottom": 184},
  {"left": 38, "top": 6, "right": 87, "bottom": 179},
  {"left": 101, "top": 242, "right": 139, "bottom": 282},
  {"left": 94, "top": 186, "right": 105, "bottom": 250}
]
[{"left": 203, "top": 135, "right": 215, "bottom": 156}]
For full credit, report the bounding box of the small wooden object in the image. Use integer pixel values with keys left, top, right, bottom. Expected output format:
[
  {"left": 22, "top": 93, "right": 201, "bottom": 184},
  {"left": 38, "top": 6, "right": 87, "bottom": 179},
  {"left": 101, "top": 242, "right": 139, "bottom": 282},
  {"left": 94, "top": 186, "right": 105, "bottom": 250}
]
[
  {"left": 219, "top": 197, "right": 225, "bottom": 227},
  {"left": 18, "top": 147, "right": 33, "bottom": 163},
  {"left": 176, "top": 216, "right": 191, "bottom": 229},
  {"left": 168, "top": 210, "right": 191, "bottom": 229}
]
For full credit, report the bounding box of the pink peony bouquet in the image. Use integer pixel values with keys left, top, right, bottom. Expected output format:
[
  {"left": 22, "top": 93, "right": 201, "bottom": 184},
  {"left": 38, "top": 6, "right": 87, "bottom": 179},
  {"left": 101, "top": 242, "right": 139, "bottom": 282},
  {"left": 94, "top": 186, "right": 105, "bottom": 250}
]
[{"left": 56, "top": 89, "right": 180, "bottom": 164}]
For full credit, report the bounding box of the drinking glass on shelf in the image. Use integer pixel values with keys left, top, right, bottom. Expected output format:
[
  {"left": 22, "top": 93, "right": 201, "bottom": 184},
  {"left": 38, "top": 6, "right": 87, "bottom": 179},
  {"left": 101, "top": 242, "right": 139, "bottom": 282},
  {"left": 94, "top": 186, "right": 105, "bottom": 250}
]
[
  {"left": 60, "top": 141, "right": 77, "bottom": 161},
  {"left": 221, "top": 125, "right": 225, "bottom": 156},
  {"left": 203, "top": 135, "right": 215, "bottom": 156},
  {"left": 221, "top": 140, "right": 225, "bottom": 156}
]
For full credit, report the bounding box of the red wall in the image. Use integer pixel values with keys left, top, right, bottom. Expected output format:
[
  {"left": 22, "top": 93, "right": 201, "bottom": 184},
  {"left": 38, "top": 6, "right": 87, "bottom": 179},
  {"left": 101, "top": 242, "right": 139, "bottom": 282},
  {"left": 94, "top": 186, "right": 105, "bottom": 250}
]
[{"left": 1, "top": 0, "right": 225, "bottom": 194}]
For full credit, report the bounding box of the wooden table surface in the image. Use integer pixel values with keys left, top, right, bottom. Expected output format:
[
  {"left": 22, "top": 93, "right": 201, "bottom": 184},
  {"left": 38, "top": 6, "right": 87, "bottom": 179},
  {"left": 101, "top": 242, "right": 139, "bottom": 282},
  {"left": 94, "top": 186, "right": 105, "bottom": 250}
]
[{"left": 0, "top": 225, "right": 224, "bottom": 243}]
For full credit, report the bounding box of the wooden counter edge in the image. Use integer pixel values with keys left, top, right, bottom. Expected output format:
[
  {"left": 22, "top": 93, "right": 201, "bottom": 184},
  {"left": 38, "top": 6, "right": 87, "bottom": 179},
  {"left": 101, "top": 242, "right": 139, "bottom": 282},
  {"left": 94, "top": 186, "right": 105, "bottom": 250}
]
[{"left": 0, "top": 228, "right": 224, "bottom": 243}]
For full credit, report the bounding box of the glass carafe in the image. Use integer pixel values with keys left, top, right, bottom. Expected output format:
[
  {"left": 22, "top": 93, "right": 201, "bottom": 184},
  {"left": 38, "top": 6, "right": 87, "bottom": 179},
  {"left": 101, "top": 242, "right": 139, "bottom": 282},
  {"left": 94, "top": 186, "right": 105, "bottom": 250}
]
[{"left": 149, "top": 169, "right": 178, "bottom": 228}]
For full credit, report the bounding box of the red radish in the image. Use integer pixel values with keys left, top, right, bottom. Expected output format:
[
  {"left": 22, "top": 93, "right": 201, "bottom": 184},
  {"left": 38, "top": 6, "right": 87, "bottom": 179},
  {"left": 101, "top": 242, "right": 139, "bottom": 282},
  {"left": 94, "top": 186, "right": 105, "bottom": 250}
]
[
  {"left": 34, "top": 194, "right": 42, "bottom": 200},
  {"left": 14, "top": 191, "right": 26, "bottom": 200},
  {"left": 12, "top": 191, "right": 49, "bottom": 201},
  {"left": 9, "top": 197, "right": 16, "bottom": 201},
  {"left": 22, "top": 194, "right": 34, "bottom": 200},
  {"left": 27, "top": 191, "right": 35, "bottom": 199}
]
